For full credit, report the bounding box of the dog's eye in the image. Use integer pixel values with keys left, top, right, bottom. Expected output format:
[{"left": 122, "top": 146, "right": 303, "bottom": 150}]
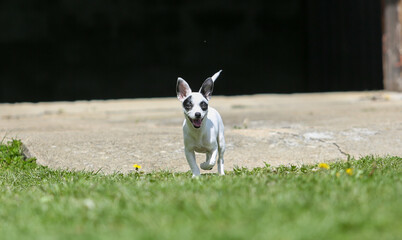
[
  {"left": 200, "top": 101, "right": 208, "bottom": 111},
  {"left": 182, "top": 96, "right": 193, "bottom": 111},
  {"left": 184, "top": 103, "right": 192, "bottom": 110},
  {"left": 183, "top": 99, "right": 193, "bottom": 111}
]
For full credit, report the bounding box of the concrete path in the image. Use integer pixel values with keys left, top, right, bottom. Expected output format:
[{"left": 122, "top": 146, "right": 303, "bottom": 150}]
[{"left": 1, "top": 91, "right": 401, "bottom": 174}]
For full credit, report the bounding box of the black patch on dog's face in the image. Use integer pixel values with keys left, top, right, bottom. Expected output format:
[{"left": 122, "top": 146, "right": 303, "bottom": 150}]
[
  {"left": 183, "top": 96, "right": 193, "bottom": 111},
  {"left": 200, "top": 101, "right": 208, "bottom": 111}
]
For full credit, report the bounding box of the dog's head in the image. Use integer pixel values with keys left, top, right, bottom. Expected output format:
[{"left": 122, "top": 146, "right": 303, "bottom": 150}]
[{"left": 176, "top": 70, "right": 222, "bottom": 129}]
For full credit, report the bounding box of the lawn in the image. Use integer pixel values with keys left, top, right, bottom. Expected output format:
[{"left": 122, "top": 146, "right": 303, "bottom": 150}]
[{"left": 0, "top": 140, "right": 401, "bottom": 240}]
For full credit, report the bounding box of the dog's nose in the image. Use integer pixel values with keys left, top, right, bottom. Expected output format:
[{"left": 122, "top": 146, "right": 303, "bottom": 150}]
[{"left": 195, "top": 112, "right": 201, "bottom": 118}]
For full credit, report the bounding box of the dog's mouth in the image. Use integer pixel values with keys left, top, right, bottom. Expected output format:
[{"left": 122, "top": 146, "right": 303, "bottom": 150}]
[{"left": 189, "top": 117, "right": 203, "bottom": 128}]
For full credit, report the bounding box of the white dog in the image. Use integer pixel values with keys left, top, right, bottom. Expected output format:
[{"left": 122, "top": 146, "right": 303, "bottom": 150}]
[{"left": 176, "top": 70, "right": 225, "bottom": 177}]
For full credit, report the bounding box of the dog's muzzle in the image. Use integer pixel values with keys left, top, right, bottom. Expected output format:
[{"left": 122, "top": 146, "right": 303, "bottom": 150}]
[{"left": 190, "top": 117, "right": 203, "bottom": 128}]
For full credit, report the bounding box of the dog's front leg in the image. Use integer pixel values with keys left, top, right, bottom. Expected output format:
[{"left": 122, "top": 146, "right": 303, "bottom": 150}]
[
  {"left": 185, "top": 148, "right": 200, "bottom": 177},
  {"left": 200, "top": 148, "right": 218, "bottom": 170}
]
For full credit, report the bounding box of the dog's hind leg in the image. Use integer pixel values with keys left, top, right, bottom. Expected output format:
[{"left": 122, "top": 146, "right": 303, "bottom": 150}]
[{"left": 217, "top": 134, "right": 225, "bottom": 175}]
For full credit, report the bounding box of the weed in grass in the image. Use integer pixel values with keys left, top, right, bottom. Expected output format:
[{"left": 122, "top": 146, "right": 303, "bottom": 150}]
[
  {"left": 0, "top": 140, "right": 401, "bottom": 240},
  {"left": 0, "top": 139, "right": 37, "bottom": 170}
]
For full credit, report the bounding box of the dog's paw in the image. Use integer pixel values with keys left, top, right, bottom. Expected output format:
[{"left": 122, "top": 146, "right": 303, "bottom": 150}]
[{"left": 200, "top": 162, "right": 214, "bottom": 170}]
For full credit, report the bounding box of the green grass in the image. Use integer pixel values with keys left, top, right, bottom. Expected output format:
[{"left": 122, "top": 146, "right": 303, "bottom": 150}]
[{"left": 0, "top": 139, "right": 401, "bottom": 240}]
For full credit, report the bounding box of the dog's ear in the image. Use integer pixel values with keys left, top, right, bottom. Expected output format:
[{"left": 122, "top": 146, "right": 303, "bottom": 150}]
[
  {"left": 199, "top": 70, "right": 221, "bottom": 100},
  {"left": 176, "top": 77, "right": 192, "bottom": 102},
  {"left": 211, "top": 70, "right": 222, "bottom": 82},
  {"left": 199, "top": 77, "right": 214, "bottom": 100}
]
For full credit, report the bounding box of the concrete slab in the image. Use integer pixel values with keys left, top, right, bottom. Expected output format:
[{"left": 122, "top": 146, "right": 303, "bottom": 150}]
[{"left": 1, "top": 91, "right": 401, "bottom": 174}]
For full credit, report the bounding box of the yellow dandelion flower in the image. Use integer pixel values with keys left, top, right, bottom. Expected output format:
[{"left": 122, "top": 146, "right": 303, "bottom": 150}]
[
  {"left": 133, "top": 164, "right": 142, "bottom": 170},
  {"left": 346, "top": 168, "right": 353, "bottom": 176},
  {"left": 318, "top": 163, "right": 330, "bottom": 170},
  {"left": 336, "top": 172, "right": 341, "bottom": 177}
]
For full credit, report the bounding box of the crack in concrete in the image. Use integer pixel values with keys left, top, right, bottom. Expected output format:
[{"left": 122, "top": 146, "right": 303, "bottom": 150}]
[
  {"left": 332, "top": 142, "right": 350, "bottom": 157},
  {"left": 310, "top": 138, "right": 350, "bottom": 158},
  {"left": 276, "top": 131, "right": 351, "bottom": 159}
]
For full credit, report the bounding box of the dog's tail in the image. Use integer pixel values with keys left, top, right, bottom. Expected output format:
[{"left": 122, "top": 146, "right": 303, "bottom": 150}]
[{"left": 211, "top": 70, "right": 222, "bottom": 82}]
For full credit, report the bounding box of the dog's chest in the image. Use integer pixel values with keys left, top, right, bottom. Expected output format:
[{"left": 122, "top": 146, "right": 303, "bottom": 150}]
[
  {"left": 184, "top": 130, "right": 216, "bottom": 153},
  {"left": 192, "top": 140, "right": 212, "bottom": 153}
]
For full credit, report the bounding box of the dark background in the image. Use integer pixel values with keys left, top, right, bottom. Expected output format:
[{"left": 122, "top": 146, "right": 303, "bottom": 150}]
[{"left": 0, "top": 0, "right": 383, "bottom": 103}]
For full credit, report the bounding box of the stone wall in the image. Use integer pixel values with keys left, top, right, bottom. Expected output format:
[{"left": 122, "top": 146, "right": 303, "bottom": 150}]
[
  {"left": 383, "top": 0, "right": 402, "bottom": 91},
  {"left": 0, "top": 0, "right": 384, "bottom": 102}
]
